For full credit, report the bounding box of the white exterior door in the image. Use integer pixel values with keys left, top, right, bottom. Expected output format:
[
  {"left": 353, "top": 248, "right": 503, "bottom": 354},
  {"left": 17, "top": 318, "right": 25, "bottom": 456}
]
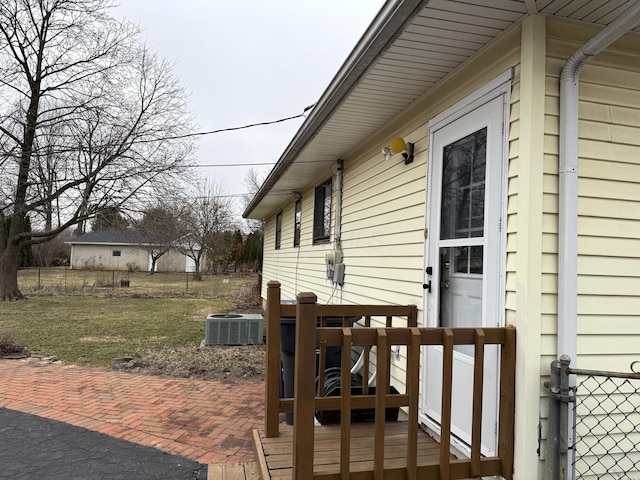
[{"left": 422, "top": 87, "right": 507, "bottom": 457}]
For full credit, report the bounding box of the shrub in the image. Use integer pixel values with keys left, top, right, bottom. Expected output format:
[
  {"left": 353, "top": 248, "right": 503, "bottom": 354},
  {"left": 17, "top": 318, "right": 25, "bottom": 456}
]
[
  {"left": 0, "top": 334, "right": 28, "bottom": 357},
  {"left": 126, "top": 262, "right": 140, "bottom": 272}
]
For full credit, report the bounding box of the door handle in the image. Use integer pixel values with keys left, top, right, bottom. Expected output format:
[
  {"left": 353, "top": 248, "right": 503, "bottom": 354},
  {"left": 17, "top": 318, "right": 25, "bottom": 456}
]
[
  {"left": 443, "top": 280, "right": 450, "bottom": 289},
  {"left": 424, "top": 266, "right": 433, "bottom": 292}
]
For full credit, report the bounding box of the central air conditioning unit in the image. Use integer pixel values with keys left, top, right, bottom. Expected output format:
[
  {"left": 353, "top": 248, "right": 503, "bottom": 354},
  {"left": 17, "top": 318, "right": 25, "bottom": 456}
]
[{"left": 204, "top": 313, "right": 264, "bottom": 346}]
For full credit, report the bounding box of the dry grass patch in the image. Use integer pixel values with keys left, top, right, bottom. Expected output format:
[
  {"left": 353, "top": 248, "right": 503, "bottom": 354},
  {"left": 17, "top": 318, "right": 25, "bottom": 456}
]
[
  {"left": 0, "top": 334, "right": 28, "bottom": 358},
  {"left": 79, "top": 336, "right": 126, "bottom": 343},
  {"left": 17, "top": 268, "right": 257, "bottom": 299},
  {"left": 113, "top": 345, "right": 265, "bottom": 381}
]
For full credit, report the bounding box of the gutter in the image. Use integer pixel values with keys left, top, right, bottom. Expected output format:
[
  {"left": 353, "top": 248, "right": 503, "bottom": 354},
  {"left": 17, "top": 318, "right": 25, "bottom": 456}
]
[
  {"left": 242, "top": 0, "right": 426, "bottom": 219},
  {"left": 558, "top": 4, "right": 640, "bottom": 363}
]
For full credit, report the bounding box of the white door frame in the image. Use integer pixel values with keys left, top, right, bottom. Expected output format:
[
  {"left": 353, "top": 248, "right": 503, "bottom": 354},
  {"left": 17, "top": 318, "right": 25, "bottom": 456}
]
[{"left": 419, "top": 70, "right": 511, "bottom": 456}]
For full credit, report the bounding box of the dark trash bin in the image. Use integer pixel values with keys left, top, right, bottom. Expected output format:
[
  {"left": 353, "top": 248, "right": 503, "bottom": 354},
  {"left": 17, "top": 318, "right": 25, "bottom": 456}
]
[
  {"left": 280, "top": 314, "right": 360, "bottom": 425},
  {"left": 314, "top": 366, "right": 400, "bottom": 424}
]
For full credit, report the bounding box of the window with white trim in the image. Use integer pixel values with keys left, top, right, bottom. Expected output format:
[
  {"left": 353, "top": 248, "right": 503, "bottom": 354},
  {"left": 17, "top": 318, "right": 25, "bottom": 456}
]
[
  {"left": 313, "top": 179, "right": 332, "bottom": 243},
  {"left": 275, "top": 211, "right": 282, "bottom": 250},
  {"left": 293, "top": 199, "right": 302, "bottom": 247}
]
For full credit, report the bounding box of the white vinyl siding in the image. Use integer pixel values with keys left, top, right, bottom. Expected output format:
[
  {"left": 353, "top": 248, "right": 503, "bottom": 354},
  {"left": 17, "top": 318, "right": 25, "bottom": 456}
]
[
  {"left": 70, "top": 244, "right": 147, "bottom": 271},
  {"left": 155, "top": 250, "right": 192, "bottom": 273}
]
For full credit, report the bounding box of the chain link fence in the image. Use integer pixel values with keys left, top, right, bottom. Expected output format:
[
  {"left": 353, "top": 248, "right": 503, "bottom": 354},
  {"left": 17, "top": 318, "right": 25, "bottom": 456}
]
[
  {"left": 571, "top": 366, "right": 640, "bottom": 480},
  {"left": 17, "top": 267, "right": 258, "bottom": 298},
  {"left": 546, "top": 356, "right": 640, "bottom": 480}
]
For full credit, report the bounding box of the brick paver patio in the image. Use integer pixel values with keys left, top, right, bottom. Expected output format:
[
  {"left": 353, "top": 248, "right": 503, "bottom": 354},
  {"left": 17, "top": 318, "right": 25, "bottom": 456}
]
[{"left": 0, "top": 361, "right": 264, "bottom": 465}]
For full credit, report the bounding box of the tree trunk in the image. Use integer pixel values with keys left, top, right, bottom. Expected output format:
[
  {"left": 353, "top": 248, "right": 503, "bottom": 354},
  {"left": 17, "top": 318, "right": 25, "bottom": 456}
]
[
  {"left": 0, "top": 243, "right": 23, "bottom": 301},
  {"left": 149, "top": 257, "right": 157, "bottom": 275},
  {"left": 192, "top": 254, "right": 202, "bottom": 281}
]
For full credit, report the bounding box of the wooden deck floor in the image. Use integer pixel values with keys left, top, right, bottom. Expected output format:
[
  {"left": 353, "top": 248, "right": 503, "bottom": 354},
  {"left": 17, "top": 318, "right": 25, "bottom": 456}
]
[
  {"left": 208, "top": 462, "right": 261, "bottom": 479},
  {"left": 253, "top": 421, "right": 443, "bottom": 479}
]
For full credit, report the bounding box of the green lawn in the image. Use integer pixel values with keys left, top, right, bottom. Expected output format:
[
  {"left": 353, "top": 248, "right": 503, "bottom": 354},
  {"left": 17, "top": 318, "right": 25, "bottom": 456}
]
[{"left": 0, "top": 271, "right": 260, "bottom": 366}]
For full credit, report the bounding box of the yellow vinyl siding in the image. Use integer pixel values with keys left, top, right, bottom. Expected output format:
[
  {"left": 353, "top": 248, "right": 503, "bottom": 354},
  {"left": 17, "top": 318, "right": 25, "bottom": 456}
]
[
  {"left": 262, "top": 187, "right": 339, "bottom": 302},
  {"left": 576, "top": 53, "right": 640, "bottom": 370},
  {"left": 261, "top": 31, "right": 520, "bottom": 395},
  {"left": 262, "top": 31, "right": 521, "bottom": 308},
  {"left": 256, "top": 12, "right": 639, "bottom": 474},
  {"left": 543, "top": 25, "right": 640, "bottom": 478}
]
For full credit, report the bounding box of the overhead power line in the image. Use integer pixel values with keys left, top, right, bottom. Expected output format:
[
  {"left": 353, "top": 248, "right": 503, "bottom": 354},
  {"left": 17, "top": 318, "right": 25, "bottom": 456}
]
[
  {"left": 170, "top": 103, "right": 316, "bottom": 141},
  {"left": 0, "top": 104, "right": 317, "bottom": 157}
]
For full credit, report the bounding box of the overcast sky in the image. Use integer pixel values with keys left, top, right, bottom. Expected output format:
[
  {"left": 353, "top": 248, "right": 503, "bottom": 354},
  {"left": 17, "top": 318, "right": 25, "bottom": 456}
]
[{"left": 112, "top": 0, "right": 386, "bottom": 215}]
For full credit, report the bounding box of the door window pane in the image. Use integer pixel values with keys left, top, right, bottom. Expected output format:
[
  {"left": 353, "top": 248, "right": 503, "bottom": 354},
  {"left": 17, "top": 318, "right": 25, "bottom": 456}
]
[
  {"left": 470, "top": 246, "right": 483, "bottom": 274},
  {"left": 452, "top": 245, "right": 484, "bottom": 275},
  {"left": 440, "top": 128, "right": 487, "bottom": 240}
]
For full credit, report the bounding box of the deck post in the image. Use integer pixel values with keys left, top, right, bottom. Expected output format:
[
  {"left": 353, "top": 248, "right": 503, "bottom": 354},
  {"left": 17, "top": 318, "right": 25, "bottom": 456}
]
[
  {"left": 406, "top": 327, "right": 421, "bottom": 480},
  {"left": 265, "top": 281, "right": 282, "bottom": 438},
  {"left": 293, "top": 292, "right": 317, "bottom": 480},
  {"left": 374, "top": 328, "right": 389, "bottom": 479},
  {"left": 498, "top": 326, "right": 516, "bottom": 480},
  {"left": 440, "top": 328, "right": 454, "bottom": 480},
  {"left": 471, "top": 329, "right": 486, "bottom": 476}
]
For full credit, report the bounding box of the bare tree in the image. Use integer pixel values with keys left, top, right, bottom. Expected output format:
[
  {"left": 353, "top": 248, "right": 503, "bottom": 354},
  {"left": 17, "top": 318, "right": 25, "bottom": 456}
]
[
  {"left": 174, "top": 181, "right": 234, "bottom": 281},
  {"left": 0, "top": 0, "right": 195, "bottom": 300},
  {"left": 135, "top": 204, "right": 182, "bottom": 274},
  {"left": 242, "top": 168, "right": 265, "bottom": 235},
  {"left": 32, "top": 230, "right": 71, "bottom": 267},
  {"left": 240, "top": 168, "right": 264, "bottom": 272}
]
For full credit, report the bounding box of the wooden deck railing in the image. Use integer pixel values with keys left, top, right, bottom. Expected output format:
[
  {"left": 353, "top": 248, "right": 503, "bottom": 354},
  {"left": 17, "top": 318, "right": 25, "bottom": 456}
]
[{"left": 263, "top": 281, "right": 516, "bottom": 480}]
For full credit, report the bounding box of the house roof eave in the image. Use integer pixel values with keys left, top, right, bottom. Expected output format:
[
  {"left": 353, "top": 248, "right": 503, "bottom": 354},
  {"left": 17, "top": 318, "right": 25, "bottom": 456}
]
[
  {"left": 243, "top": 0, "right": 640, "bottom": 221},
  {"left": 242, "top": 0, "right": 424, "bottom": 220}
]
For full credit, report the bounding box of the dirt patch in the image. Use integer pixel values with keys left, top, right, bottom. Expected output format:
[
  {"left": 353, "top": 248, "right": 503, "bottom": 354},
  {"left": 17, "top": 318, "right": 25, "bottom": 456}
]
[{"left": 112, "top": 344, "right": 266, "bottom": 381}]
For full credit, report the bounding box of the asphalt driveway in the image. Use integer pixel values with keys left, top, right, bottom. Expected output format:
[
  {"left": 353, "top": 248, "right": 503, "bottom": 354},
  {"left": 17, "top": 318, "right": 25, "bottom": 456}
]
[{"left": 0, "top": 408, "right": 207, "bottom": 480}]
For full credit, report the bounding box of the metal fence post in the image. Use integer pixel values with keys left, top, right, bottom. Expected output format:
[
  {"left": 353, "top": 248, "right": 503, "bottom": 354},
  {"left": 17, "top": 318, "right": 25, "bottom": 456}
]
[
  {"left": 545, "top": 356, "right": 574, "bottom": 480},
  {"left": 545, "top": 360, "right": 561, "bottom": 480},
  {"left": 558, "top": 355, "right": 571, "bottom": 480}
]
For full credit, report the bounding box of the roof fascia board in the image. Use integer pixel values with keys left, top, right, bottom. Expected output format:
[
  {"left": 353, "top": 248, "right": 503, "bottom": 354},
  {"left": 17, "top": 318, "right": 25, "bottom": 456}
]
[
  {"left": 65, "top": 241, "right": 162, "bottom": 247},
  {"left": 243, "top": 0, "right": 426, "bottom": 219}
]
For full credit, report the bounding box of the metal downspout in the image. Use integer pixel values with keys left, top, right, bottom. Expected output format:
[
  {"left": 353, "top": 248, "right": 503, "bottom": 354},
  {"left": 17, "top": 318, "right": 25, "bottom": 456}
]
[{"left": 558, "top": 3, "right": 640, "bottom": 364}]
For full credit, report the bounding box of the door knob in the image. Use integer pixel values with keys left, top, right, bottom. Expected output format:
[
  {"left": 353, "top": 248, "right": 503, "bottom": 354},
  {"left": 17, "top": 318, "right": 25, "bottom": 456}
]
[{"left": 443, "top": 280, "right": 450, "bottom": 289}]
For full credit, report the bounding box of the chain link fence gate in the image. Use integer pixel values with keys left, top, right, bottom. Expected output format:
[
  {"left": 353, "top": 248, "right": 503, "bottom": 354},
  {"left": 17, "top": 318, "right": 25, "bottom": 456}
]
[{"left": 545, "top": 356, "right": 640, "bottom": 480}]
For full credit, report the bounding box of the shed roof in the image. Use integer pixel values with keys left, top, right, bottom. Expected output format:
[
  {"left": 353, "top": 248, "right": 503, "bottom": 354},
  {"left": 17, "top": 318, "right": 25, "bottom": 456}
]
[
  {"left": 243, "top": 0, "right": 640, "bottom": 220},
  {"left": 66, "top": 230, "right": 146, "bottom": 246}
]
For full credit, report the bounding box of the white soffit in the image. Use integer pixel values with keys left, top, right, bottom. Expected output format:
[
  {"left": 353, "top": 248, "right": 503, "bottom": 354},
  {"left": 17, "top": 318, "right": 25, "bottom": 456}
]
[{"left": 244, "top": 0, "right": 640, "bottom": 219}]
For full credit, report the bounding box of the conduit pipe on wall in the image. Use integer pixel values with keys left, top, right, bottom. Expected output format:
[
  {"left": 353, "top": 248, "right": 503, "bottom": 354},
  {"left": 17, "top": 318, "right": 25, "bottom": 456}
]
[
  {"left": 334, "top": 159, "right": 344, "bottom": 247},
  {"left": 558, "top": 3, "right": 640, "bottom": 363}
]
